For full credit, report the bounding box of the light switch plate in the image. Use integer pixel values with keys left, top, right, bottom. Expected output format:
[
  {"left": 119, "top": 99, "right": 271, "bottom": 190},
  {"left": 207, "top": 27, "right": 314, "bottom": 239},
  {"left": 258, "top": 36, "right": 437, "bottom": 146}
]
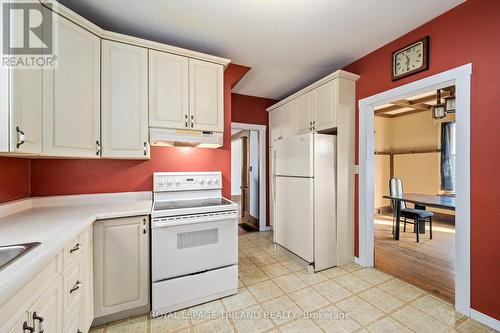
[{"left": 353, "top": 165, "right": 359, "bottom": 174}]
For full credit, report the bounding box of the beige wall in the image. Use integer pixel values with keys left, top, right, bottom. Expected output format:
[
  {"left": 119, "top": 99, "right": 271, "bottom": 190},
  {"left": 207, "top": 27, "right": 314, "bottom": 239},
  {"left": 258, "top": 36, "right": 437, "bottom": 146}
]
[{"left": 374, "top": 111, "right": 455, "bottom": 215}]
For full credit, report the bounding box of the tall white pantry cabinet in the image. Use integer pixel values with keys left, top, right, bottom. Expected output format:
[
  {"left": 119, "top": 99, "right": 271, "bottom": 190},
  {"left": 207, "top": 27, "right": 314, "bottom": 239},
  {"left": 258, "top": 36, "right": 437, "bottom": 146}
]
[{"left": 268, "top": 70, "right": 360, "bottom": 266}]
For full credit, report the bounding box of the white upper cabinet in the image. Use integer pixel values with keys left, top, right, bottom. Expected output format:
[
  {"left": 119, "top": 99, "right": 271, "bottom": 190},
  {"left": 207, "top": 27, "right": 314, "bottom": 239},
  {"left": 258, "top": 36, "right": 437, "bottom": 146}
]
[
  {"left": 149, "top": 50, "right": 189, "bottom": 130},
  {"left": 269, "top": 106, "right": 283, "bottom": 143},
  {"left": 9, "top": 67, "right": 43, "bottom": 154},
  {"left": 189, "top": 59, "right": 224, "bottom": 132},
  {"left": 313, "top": 79, "right": 338, "bottom": 131},
  {"left": 297, "top": 92, "right": 312, "bottom": 134},
  {"left": 102, "top": 40, "right": 149, "bottom": 159},
  {"left": 281, "top": 100, "right": 298, "bottom": 138},
  {"left": 43, "top": 13, "right": 100, "bottom": 157}
]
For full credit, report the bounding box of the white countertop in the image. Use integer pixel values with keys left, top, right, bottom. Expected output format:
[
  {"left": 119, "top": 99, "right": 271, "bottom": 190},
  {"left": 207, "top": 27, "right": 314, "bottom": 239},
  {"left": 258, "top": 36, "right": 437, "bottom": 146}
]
[{"left": 0, "top": 193, "right": 152, "bottom": 306}]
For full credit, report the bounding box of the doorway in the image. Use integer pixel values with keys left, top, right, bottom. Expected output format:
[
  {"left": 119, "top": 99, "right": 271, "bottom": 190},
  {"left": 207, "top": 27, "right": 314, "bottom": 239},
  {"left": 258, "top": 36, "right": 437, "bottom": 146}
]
[
  {"left": 373, "top": 87, "right": 457, "bottom": 303},
  {"left": 358, "top": 64, "right": 471, "bottom": 315},
  {"left": 231, "top": 122, "right": 268, "bottom": 232}
]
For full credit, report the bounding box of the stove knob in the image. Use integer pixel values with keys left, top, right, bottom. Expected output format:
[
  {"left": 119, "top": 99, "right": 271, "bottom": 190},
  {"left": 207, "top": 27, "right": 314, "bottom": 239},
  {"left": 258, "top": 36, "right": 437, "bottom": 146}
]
[
  {"left": 167, "top": 179, "right": 173, "bottom": 185},
  {"left": 159, "top": 179, "right": 166, "bottom": 186},
  {"left": 175, "top": 179, "right": 182, "bottom": 185},
  {"left": 199, "top": 178, "right": 205, "bottom": 184},
  {"left": 206, "top": 178, "right": 212, "bottom": 184},
  {"left": 212, "top": 178, "right": 218, "bottom": 184}
]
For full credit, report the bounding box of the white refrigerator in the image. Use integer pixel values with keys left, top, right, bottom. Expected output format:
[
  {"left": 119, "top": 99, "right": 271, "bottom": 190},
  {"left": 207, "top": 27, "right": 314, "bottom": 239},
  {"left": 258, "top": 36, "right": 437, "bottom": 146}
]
[{"left": 274, "top": 133, "right": 337, "bottom": 271}]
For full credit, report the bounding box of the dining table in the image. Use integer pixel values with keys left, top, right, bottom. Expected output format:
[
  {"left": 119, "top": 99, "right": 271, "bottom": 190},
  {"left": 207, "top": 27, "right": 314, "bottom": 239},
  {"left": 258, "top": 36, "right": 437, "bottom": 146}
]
[{"left": 382, "top": 193, "right": 456, "bottom": 240}]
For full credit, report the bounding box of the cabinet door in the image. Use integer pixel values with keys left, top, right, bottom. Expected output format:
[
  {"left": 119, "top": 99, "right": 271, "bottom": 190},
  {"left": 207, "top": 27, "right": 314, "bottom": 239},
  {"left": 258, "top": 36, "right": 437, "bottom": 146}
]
[
  {"left": 83, "top": 226, "right": 94, "bottom": 332},
  {"left": 102, "top": 40, "right": 149, "bottom": 159},
  {"left": 189, "top": 59, "right": 224, "bottom": 132},
  {"left": 296, "top": 92, "right": 312, "bottom": 134},
  {"left": 269, "top": 107, "right": 283, "bottom": 143},
  {"left": 7, "top": 0, "right": 42, "bottom": 154},
  {"left": 30, "top": 276, "right": 63, "bottom": 333},
  {"left": 149, "top": 50, "right": 188, "bottom": 129},
  {"left": 42, "top": 13, "right": 100, "bottom": 157},
  {"left": 94, "top": 216, "right": 149, "bottom": 319},
  {"left": 281, "top": 101, "right": 297, "bottom": 139},
  {"left": 313, "top": 80, "right": 338, "bottom": 131}
]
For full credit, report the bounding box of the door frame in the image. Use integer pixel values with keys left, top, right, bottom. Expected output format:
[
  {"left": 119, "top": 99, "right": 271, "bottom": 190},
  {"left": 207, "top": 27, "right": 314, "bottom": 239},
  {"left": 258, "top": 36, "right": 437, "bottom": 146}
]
[
  {"left": 357, "top": 64, "right": 472, "bottom": 315},
  {"left": 231, "top": 122, "right": 268, "bottom": 231}
]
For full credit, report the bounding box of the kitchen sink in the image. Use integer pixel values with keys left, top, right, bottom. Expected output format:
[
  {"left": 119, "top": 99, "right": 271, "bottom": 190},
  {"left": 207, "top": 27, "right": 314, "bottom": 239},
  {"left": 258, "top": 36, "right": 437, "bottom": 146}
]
[{"left": 0, "top": 242, "right": 40, "bottom": 272}]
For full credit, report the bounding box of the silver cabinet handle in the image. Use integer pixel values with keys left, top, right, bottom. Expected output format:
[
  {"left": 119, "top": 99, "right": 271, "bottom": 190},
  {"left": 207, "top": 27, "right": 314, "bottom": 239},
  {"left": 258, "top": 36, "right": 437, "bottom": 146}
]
[
  {"left": 190, "top": 115, "right": 194, "bottom": 128},
  {"left": 143, "top": 142, "right": 148, "bottom": 156},
  {"left": 33, "top": 312, "right": 44, "bottom": 333},
  {"left": 16, "top": 126, "right": 25, "bottom": 149},
  {"left": 69, "top": 243, "right": 80, "bottom": 254},
  {"left": 142, "top": 218, "right": 147, "bottom": 234},
  {"left": 184, "top": 114, "right": 188, "bottom": 128},
  {"left": 70, "top": 280, "right": 81, "bottom": 294},
  {"left": 96, "top": 140, "right": 101, "bottom": 156},
  {"left": 23, "top": 321, "right": 35, "bottom": 333}
]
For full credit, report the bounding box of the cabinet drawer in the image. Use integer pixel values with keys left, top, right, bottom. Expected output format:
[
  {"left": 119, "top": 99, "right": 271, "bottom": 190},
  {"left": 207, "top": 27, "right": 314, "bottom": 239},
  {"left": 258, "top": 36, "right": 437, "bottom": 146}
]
[
  {"left": 64, "top": 302, "right": 82, "bottom": 333},
  {"left": 64, "top": 235, "right": 83, "bottom": 269},
  {"left": 63, "top": 258, "right": 83, "bottom": 320}
]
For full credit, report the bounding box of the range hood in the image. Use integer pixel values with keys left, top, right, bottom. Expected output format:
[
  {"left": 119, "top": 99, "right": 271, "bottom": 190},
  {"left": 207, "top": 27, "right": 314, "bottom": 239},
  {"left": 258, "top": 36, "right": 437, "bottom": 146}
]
[{"left": 150, "top": 128, "right": 223, "bottom": 148}]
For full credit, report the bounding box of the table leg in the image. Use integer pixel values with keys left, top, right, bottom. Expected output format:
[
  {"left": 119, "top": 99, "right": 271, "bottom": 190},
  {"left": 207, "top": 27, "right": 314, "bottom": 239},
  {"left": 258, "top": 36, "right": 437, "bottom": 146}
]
[{"left": 394, "top": 200, "right": 401, "bottom": 240}]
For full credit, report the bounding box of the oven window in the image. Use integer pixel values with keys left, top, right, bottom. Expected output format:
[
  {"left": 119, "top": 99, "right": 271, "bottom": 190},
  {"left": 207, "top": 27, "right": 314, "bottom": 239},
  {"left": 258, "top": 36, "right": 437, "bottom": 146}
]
[{"left": 177, "top": 228, "right": 219, "bottom": 249}]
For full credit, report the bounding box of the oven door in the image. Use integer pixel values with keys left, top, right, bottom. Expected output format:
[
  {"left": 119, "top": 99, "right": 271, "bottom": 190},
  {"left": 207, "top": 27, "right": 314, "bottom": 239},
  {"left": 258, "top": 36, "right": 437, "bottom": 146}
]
[{"left": 152, "top": 211, "right": 238, "bottom": 281}]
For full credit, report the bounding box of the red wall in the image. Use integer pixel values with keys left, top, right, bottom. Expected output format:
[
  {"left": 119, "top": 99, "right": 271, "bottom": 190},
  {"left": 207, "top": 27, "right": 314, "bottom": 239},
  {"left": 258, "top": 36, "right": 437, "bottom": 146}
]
[
  {"left": 342, "top": 0, "right": 500, "bottom": 319},
  {"left": 0, "top": 157, "right": 30, "bottom": 203},
  {"left": 30, "top": 64, "right": 249, "bottom": 199},
  {"left": 231, "top": 93, "right": 278, "bottom": 226}
]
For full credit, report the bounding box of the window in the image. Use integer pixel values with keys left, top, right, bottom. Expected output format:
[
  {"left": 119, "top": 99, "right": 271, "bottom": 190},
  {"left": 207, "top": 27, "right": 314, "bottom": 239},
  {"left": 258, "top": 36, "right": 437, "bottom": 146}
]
[{"left": 441, "top": 121, "right": 456, "bottom": 194}]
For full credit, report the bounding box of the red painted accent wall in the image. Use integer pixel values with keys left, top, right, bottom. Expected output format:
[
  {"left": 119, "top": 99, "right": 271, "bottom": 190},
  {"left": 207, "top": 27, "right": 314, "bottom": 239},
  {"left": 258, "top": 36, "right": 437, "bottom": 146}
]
[
  {"left": 30, "top": 64, "right": 249, "bottom": 199},
  {"left": 231, "top": 93, "right": 278, "bottom": 226},
  {"left": 342, "top": 0, "right": 500, "bottom": 319},
  {"left": 0, "top": 157, "right": 30, "bottom": 203}
]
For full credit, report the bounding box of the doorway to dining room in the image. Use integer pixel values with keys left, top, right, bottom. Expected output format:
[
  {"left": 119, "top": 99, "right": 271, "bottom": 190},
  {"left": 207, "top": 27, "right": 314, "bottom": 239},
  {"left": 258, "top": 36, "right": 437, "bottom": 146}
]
[
  {"left": 373, "top": 87, "right": 457, "bottom": 303},
  {"left": 358, "top": 64, "right": 471, "bottom": 315}
]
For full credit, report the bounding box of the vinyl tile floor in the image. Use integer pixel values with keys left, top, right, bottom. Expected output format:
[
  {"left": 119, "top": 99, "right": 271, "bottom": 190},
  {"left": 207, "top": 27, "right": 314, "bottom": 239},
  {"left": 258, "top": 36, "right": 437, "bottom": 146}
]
[{"left": 90, "top": 231, "right": 496, "bottom": 333}]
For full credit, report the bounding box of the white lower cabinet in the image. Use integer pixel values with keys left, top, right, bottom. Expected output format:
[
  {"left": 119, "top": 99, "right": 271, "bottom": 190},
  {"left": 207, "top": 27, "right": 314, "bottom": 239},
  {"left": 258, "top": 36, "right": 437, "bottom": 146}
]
[{"left": 93, "top": 216, "right": 150, "bottom": 323}]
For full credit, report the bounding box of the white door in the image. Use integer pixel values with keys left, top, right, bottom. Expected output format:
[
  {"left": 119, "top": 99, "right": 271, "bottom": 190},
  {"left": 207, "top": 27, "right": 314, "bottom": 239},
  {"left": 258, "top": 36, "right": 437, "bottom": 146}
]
[
  {"left": 8, "top": 0, "right": 42, "bottom": 154},
  {"left": 93, "top": 216, "right": 149, "bottom": 318},
  {"left": 189, "top": 59, "right": 224, "bottom": 132},
  {"left": 313, "top": 80, "right": 338, "bottom": 131},
  {"left": 102, "top": 40, "right": 149, "bottom": 158},
  {"left": 149, "top": 50, "right": 188, "bottom": 129},
  {"left": 9, "top": 68, "right": 42, "bottom": 154},
  {"left": 30, "top": 276, "right": 63, "bottom": 333},
  {"left": 275, "top": 133, "right": 313, "bottom": 177},
  {"left": 152, "top": 217, "right": 238, "bottom": 280},
  {"left": 275, "top": 177, "right": 314, "bottom": 262},
  {"left": 42, "top": 13, "right": 100, "bottom": 157},
  {"left": 281, "top": 101, "right": 297, "bottom": 138},
  {"left": 297, "top": 92, "right": 312, "bottom": 134}
]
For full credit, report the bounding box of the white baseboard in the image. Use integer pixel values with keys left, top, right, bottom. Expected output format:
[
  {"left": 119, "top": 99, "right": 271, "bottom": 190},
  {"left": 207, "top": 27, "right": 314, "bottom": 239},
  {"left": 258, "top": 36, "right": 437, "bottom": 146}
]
[
  {"left": 354, "top": 257, "right": 361, "bottom": 265},
  {"left": 470, "top": 309, "right": 500, "bottom": 331},
  {"left": 260, "top": 226, "right": 272, "bottom": 232}
]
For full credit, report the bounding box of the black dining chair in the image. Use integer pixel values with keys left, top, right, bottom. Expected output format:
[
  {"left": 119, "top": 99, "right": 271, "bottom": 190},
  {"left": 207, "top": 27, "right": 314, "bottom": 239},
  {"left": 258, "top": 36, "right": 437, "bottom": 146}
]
[{"left": 389, "top": 178, "right": 433, "bottom": 242}]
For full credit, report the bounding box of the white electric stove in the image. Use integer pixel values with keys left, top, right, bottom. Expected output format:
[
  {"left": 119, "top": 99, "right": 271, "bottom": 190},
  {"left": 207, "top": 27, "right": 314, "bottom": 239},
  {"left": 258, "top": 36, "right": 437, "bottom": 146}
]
[{"left": 151, "top": 172, "right": 238, "bottom": 316}]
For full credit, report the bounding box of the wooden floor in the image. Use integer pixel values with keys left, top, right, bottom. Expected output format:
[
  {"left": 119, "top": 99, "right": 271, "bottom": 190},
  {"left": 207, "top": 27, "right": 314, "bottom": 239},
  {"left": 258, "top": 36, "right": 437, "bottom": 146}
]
[{"left": 374, "top": 214, "right": 455, "bottom": 304}]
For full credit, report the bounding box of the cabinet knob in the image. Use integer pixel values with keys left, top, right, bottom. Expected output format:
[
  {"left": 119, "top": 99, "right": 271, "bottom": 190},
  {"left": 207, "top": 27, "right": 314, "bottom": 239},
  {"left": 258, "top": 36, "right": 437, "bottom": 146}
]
[
  {"left": 69, "top": 243, "right": 81, "bottom": 254},
  {"left": 96, "top": 140, "right": 101, "bottom": 156},
  {"left": 33, "top": 312, "right": 44, "bottom": 333},
  {"left": 23, "top": 321, "right": 35, "bottom": 333},
  {"left": 190, "top": 115, "right": 194, "bottom": 128},
  {"left": 184, "top": 114, "right": 188, "bottom": 128},
  {"left": 143, "top": 142, "right": 148, "bottom": 156},
  {"left": 70, "top": 280, "right": 81, "bottom": 294},
  {"left": 16, "top": 126, "right": 25, "bottom": 149}
]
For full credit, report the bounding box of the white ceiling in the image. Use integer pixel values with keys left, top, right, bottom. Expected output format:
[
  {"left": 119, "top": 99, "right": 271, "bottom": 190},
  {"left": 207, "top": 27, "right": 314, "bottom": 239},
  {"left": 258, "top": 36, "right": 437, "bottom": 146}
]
[{"left": 59, "top": 0, "right": 463, "bottom": 100}]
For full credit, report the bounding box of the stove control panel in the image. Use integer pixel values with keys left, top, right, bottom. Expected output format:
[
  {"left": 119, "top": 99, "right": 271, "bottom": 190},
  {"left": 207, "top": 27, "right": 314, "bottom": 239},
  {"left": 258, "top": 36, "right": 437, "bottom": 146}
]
[{"left": 153, "top": 172, "right": 222, "bottom": 192}]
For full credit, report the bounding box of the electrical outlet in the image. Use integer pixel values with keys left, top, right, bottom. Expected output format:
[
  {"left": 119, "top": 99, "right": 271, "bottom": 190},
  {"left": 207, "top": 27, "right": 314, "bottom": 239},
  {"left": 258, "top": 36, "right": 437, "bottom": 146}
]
[{"left": 353, "top": 165, "right": 359, "bottom": 174}]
